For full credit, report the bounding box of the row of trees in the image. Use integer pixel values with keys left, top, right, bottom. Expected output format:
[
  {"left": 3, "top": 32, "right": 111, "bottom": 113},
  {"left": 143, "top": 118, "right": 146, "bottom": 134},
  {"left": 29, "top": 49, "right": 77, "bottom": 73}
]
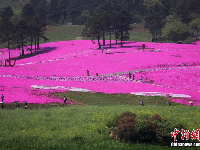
[
  {"left": 83, "top": 9, "right": 132, "bottom": 47},
  {"left": 82, "top": 0, "right": 200, "bottom": 46},
  {"left": 1, "top": 0, "right": 200, "bottom": 50},
  {"left": 0, "top": 0, "right": 139, "bottom": 25},
  {"left": 4, "top": 0, "right": 198, "bottom": 27},
  {"left": 0, "top": 5, "right": 48, "bottom": 58},
  {"left": 143, "top": 0, "right": 200, "bottom": 42}
]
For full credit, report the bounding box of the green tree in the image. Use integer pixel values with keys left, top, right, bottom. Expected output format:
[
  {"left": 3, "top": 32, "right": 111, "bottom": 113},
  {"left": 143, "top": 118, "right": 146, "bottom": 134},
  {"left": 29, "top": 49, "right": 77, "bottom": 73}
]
[
  {"left": 105, "top": 10, "right": 115, "bottom": 48},
  {"left": 14, "top": 19, "right": 28, "bottom": 57},
  {"left": 168, "top": 0, "right": 199, "bottom": 25},
  {"left": 21, "top": 2, "right": 48, "bottom": 52},
  {"left": 29, "top": 0, "right": 48, "bottom": 21},
  {"left": 67, "top": 0, "right": 80, "bottom": 24},
  {"left": 132, "top": 0, "right": 145, "bottom": 22},
  {"left": 0, "top": 6, "right": 13, "bottom": 22},
  {"left": 96, "top": 9, "right": 107, "bottom": 46},
  {"left": 111, "top": 11, "right": 120, "bottom": 44},
  {"left": 189, "top": 18, "right": 200, "bottom": 41},
  {"left": 83, "top": 15, "right": 102, "bottom": 49},
  {"left": 47, "top": 0, "right": 60, "bottom": 24},
  {"left": 0, "top": 6, "right": 14, "bottom": 59},
  {"left": 83, "top": 8, "right": 131, "bottom": 48},
  {"left": 21, "top": 4, "right": 34, "bottom": 19},
  {"left": 27, "top": 17, "right": 37, "bottom": 54},
  {"left": 143, "top": 0, "right": 164, "bottom": 13},
  {"left": 0, "top": 20, "right": 14, "bottom": 59},
  {"left": 78, "top": 10, "right": 90, "bottom": 25},
  {"left": 32, "top": 16, "right": 48, "bottom": 51},
  {"left": 116, "top": 9, "right": 132, "bottom": 46},
  {"left": 57, "top": 0, "right": 69, "bottom": 24},
  {"left": 144, "top": 0, "right": 165, "bottom": 42},
  {"left": 36, "top": 0, "right": 48, "bottom": 21},
  {"left": 21, "top": 4, "right": 35, "bottom": 54},
  {"left": 163, "top": 20, "right": 191, "bottom": 42},
  {"left": 145, "top": 11, "right": 165, "bottom": 42}
]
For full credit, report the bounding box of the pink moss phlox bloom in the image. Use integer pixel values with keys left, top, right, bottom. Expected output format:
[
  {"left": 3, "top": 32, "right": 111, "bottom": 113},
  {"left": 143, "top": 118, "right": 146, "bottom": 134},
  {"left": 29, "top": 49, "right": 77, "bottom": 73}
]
[{"left": 0, "top": 40, "right": 200, "bottom": 105}]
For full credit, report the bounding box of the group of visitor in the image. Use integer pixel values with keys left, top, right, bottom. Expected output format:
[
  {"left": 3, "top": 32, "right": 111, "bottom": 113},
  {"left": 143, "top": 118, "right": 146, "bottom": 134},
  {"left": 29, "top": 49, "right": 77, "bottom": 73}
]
[
  {"left": 1, "top": 94, "right": 69, "bottom": 109},
  {"left": 63, "top": 96, "right": 68, "bottom": 105},
  {"left": 129, "top": 73, "right": 143, "bottom": 82},
  {"left": 139, "top": 101, "right": 171, "bottom": 106},
  {"left": 1, "top": 91, "right": 193, "bottom": 109}
]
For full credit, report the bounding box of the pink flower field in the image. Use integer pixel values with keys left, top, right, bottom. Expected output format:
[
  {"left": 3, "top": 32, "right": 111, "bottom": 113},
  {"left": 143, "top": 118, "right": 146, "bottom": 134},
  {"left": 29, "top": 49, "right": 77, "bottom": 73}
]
[{"left": 0, "top": 40, "right": 200, "bottom": 105}]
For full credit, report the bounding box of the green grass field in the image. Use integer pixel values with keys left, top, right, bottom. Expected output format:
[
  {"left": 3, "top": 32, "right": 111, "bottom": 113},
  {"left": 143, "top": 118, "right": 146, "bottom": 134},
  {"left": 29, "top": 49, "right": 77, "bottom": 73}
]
[
  {"left": 44, "top": 25, "right": 85, "bottom": 42},
  {"left": 44, "top": 23, "right": 152, "bottom": 43},
  {"left": 1, "top": 92, "right": 200, "bottom": 149},
  {"left": 55, "top": 91, "right": 182, "bottom": 106}
]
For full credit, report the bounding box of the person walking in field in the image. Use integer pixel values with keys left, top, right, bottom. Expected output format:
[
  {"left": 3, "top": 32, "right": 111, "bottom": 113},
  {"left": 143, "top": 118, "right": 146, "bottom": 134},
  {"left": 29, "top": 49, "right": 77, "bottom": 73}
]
[
  {"left": 87, "top": 70, "right": 89, "bottom": 76},
  {"left": 63, "top": 96, "right": 67, "bottom": 105},
  {"left": 24, "top": 102, "right": 28, "bottom": 109},
  {"left": 133, "top": 74, "right": 135, "bottom": 80},
  {"left": 101, "top": 46, "right": 104, "bottom": 54},
  {"left": 129, "top": 73, "right": 131, "bottom": 79},
  {"left": 156, "top": 101, "right": 159, "bottom": 106},
  {"left": 1, "top": 94, "right": 4, "bottom": 103},
  {"left": 140, "top": 76, "right": 143, "bottom": 82}
]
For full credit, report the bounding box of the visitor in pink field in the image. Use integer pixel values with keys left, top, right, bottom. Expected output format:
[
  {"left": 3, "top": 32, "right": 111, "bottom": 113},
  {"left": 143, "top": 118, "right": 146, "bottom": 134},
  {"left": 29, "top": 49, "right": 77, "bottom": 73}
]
[
  {"left": 1, "top": 94, "right": 4, "bottom": 103},
  {"left": 129, "top": 73, "right": 131, "bottom": 79},
  {"left": 101, "top": 46, "right": 104, "bottom": 54},
  {"left": 156, "top": 101, "right": 159, "bottom": 106},
  {"left": 140, "top": 76, "right": 143, "bottom": 82},
  {"left": 63, "top": 96, "right": 67, "bottom": 105}
]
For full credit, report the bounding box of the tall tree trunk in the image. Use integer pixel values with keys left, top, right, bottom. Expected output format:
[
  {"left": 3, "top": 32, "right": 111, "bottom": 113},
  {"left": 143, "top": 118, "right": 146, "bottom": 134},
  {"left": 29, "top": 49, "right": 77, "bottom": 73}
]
[
  {"left": 37, "top": 36, "right": 39, "bottom": 50},
  {"left": 152, "top": 32, "right": 155, "bottom": 42},
  {"left": 35, "top": 35, "right": 37, "bottom": 52},
  {"left": 109, "top": 29, "right": 111, "bottom": 48},
  {"left": 22, "top": 38, "right": 24, "bottom": 57},
  {"left": 115, "top": 29, "right": 117, "bottom": 43},
  {"left": 31, "top": 35, "right": 33, "bottom": 55},
  {"left": 156, "top": 30, "right": 158, "bottom": 42},
  {"left": 121, "top": 30, "right": 123, "bottom": 47},
  {"left": 98, "top": 36, "right": 101, "bottom": 49},
  {"left": 8, "top": 39, "right": 10, "bottom": 60},
  {"left": 103, "top": 30, "right": 105, "bottom": 46}
]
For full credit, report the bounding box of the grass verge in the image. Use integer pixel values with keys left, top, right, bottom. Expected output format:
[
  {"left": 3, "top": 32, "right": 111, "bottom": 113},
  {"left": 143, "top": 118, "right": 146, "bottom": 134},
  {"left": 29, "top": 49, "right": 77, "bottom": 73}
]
[
  {"left": 55, "top": 91, "right": 182, "bottom": 106},
  {"left": 0, "top": 105, "right": 199, "bottom": 149},
  {"left": 1, "top": 92, "right": 199, "bottom": 149}
]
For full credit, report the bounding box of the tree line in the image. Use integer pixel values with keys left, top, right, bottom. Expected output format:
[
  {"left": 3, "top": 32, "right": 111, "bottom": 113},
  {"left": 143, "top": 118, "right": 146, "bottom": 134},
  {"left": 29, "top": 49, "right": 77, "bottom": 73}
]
[
  {"left": 0, "top": 5, "right": 48, "bottom": 58},
  {"left": 83, "top": 0, "right": 200, "bottom": 46},
  {"left": 0, "top": 0, "right": 200, "bottom": 56},
  {"left": 143, "top": 0, "right": 200, "bottom": 43}
]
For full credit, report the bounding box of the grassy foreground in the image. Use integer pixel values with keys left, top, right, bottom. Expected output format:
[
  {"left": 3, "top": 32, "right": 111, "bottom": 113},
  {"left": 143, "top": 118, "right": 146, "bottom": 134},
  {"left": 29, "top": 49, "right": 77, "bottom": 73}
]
[{"left": 0, "top": 92, "right": 200, "bottom": 150}]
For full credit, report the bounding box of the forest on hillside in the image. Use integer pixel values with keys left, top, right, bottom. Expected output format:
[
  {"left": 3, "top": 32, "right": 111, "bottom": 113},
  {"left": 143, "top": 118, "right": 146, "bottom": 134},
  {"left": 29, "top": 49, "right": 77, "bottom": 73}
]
[
  {"left": 0, "top": 0, "right": 200, "bottom": 52},
  {"left": 1, "top": 0, "right": 199, "bottom": 25}
]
